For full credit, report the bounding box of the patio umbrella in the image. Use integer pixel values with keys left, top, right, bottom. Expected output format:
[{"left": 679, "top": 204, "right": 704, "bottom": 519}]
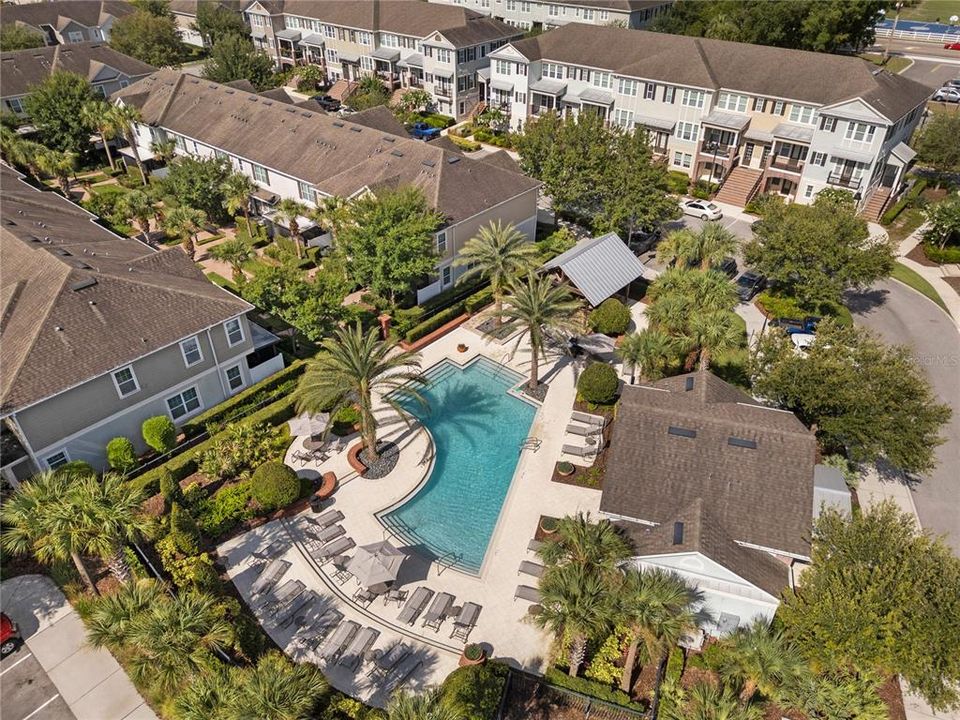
[
  {"left": 346, "top": 540, "right": 406, "bottom": 590},
  {"left": 287, "top": 411, "right": 330, "bottom": 438}
]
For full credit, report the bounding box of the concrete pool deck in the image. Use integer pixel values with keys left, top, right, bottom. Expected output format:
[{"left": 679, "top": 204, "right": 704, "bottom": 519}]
[{"left": 219, "top": 318, "right": 604, "bottom": 703}]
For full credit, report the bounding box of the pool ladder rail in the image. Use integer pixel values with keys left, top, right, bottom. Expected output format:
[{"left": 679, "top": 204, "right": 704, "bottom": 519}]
[{"left": 520, "top": 437, "right": 541, "bottom": 453}]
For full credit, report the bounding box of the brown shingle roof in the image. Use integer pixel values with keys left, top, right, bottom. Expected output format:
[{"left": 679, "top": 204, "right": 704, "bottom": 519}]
[
  {"left": 0, "top": 166, "right": 251, "bottom": 414},
  {"left": 112, "top": 70, "right": 540, "bottom": 225},
  {"left": 0, "top": 43, "right": 155, "bottom": 99},
  {"left": 507, "top": 24, "right": 931, "bottom": 121},
  {"left": 0, "top": 0, "right": 133, "bottom": 34},
  {"left": 600, "top": 372, "right": 816, "bottom": 558}
]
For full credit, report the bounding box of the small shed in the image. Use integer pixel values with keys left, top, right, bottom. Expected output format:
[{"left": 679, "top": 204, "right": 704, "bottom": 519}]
[
  {"left": 541, "top": 232, "right": 645, "bottom": 307},
  {"left": 813, "top": 464, "right": 852, "bottom": 519}
]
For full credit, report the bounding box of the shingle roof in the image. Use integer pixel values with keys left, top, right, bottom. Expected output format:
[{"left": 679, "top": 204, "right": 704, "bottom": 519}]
[
  {"left": 541, "top": 232, "right": 644, "bottom": 306},
  {"left": 600, "top": 372, "right": 816, "bottom": 557},
  {"left": 112, "top": 70, "right": 540, "bottom": 225},
  {"left": 506, "top": 24, "right": 931, "bottom": 121},
  {"left": 0, "top": 0, "right": 133, "bottom": 34},
  {"left": 0, "top": 43, "right": 155, "bottom": 99},
  {"left": 617, "top": 498, "right": 791, "bottom": 597},
  {"left": 0, "top": 166, "right": 251, "bottom": 414}
]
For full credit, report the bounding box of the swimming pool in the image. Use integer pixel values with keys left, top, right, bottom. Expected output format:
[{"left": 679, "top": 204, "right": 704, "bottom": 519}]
[{"left": 379, "top": 356, "right": 537, "bottom": 574}]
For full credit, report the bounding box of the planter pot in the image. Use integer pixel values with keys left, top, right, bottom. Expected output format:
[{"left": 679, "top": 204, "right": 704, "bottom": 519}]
[
  {"left": 540, "top": 517, "right": 559, "bottom": 534},
  {"left": 557, "top": 463, "right": 575, "bottom": 477},
  {"left": 457, "top": 343, "right": 468, "bottom": 353},
  {"left": 459, "top": 648, "right": 487, "bottom": 667}
]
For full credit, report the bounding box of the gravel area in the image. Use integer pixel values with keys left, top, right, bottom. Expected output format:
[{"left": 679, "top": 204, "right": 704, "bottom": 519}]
[
  {"left": 520, "top": 382, "right": 548, "bottom": 403},
  {"left": 359, "top": 441, "right": 400, "bottom": 479},
  {"left": 476, "top": 317, "right": 518, "bottom": 339}
]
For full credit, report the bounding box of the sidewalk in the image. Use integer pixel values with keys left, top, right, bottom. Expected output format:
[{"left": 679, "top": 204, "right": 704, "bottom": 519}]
[{"left": 0, "top": 575, "right": 157, "bottom": 720}]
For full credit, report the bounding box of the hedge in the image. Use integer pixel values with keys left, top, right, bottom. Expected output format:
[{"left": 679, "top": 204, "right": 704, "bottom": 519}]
[
  {"left": 666, "top": 171, "right": 690, "bottom": 195},
  {"left": 441, "top": 662, "right": 509, "bottom": 720},
  {"left": 465, "top": 286, "right": 495, "bottom": 314},
  {"left": 404, "top": 301, "right": 466, "bottom": 343},
  {"left": 543, "top": 668, "right": 644, "bottom": 710},
  {"left": 881, "top": 197, "right": 910, "bottom": 225},
  {"left": 923, "top": 242, "right": 960, "bottom": 264},
  {"left": 422, "top": 113, "right": 455, "bottom": 129},
  {"left": 450, "top": 135, "right": 481, "bottom": 152}
]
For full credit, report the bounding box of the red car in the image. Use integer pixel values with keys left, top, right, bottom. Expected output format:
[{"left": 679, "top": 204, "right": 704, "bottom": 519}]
[
  {"left": 945, "top": 42, "right": 960, "bottom": 51},
  {"left": 1, "top": 612, "right": 21, "bottom": 657}
]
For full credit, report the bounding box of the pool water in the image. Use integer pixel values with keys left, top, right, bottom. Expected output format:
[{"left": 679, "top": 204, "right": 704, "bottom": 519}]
[{"left": 379, "top": 356, "right": 537, "bottom": 574}]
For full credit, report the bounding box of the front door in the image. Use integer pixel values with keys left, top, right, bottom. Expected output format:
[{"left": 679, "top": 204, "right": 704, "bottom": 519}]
[
  {"left": 840, "top": 161, "right": 854, "bottom": 182},
  {"left": 743, "top": 142, "right": 754, "bottom": 165}
]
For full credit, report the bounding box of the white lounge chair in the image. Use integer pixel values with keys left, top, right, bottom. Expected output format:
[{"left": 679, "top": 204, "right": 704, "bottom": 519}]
[
  {"left": 421, "top": 592, "right": 455, "bottom": 631},
  {"left": 398, "top": 587, "right": 433, "bottom": 625},
  {"left": 338, "top": 627, "right": 380, "bottom": 671},
  {"left": 369, "top": 642, "right": 411, "bottom": 678},
  {"left": 566, "top": 423, "right": 602, "bottom": 436},
  {"left": 318, "top": 620, "right": 359, "bottom": 663},
  {"left": 449, "top": 602, "right": 481, "bottom": 642},
  {"left": 514, "top": 585, "right": 541, "bottom": 603},
  {"left": 562, "top": 443, "right": 595, "bottom": 458},
  {"left": 571, "top": 411, "right": 605, "bottom": 426}
]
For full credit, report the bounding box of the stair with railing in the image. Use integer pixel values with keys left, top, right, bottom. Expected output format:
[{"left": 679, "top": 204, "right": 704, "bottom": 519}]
[
  {"left": 468, "top": 101, "right": 487, "bottom": 122},
  {"left": 714, "top": 166, "right": 764, "bottom": 207},
  {"left": 860, "top": 187, "right": 893, "bottom": 223}
]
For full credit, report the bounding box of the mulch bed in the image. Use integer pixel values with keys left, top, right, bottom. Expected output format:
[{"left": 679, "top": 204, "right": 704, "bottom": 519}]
[
  {"left": 533, "top": 515, "right": 559, "bottom": 543},
  {"left": 878, "top": 675, "right": 907, "bottom": 720},
  {"left": 943, "top": 277, "right": 960, "bottom": 298},
  {"left": 550, "top": 414, "right": 615, "bottom": 489},
  {"left": 358, "top": 441, "right": 399, "bottom": 480},
  {"left": 906, "top": 243, "right": 938, "bottom": 267},
  {"left": 520, "top": 382, "right": 549, "bottom": 403},
  {"left": 476, "top": 317, "right": 519, "bottom": 340}
]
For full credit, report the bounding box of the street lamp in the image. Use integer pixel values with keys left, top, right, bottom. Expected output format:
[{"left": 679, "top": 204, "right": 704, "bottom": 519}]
[{"left": 882, "top": 2, "right": 904, "bottom": 62}]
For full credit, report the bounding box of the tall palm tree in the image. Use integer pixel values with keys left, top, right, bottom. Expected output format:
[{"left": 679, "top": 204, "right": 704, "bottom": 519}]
[
  {"left": 81, "top": 99, "right": 118, "bottom": 171},
  {"left": 617, "top": 328, "right": 678, "bottom": 384},
  {"left": 617, "top": 567, "right": 699, "bottom": 693},
  {"left": 109, "top": 103, "right": 148, "bottom": 186},
  {"left": 310, "top": 194, "right": 347, "bottom": 237},
  {"left": 502, "top": 275, "right": 582, "bottom": 390},
  {"left": 686, "top": 310, "right": 743, "bottom": 372},
  {"left": 454, "top": 220, "right": 539, "bottom": 327},
  {"left": 221, "top": 172, "right": 257, "bottom": 236},
  {"left": 719, "top": 619, "right": 802, "bottom": 702},
  {"left": 164, "top": 206, "right": 206, "bottom": 260},
  {"left": 387, "top": 688, "right": 465, "bottom": 720},
  {"left": 116, "top": 189, "right": 157, "bottom": 242},
  {"left": 227, "top": 651, "right": 329, "bottom": 720},
  {"left": 275, "top": 198, "right": 307, "bottom": 259},
  {"left": 538, "top": 512, "right": 631, "bottom": 572},
  {"left": 663, "top": 682, "right": 762, "bottom": 720},
  {"left": 656, "top": 229, "right": 697, "bottom": 268},
  {"left": 82, "top": 578, "right": 169, "bottom": 649},
  {"left": 172, "top": 662, "right": 233, "bottom": 720},
  {"left": 534, "top": 562, "right": 617, "bottom": 677},
  {"left": 209, "top": 237, "right": 254, "bottom": 284},
  {"left": 150, "top": 137, "right": 177, "bottom": 166},
  {"left": 694, "top": 222, "right": 739, "bottom": 270},
  {"left": 36, "top": 148, "right": 77, "bottom": 196},
  {"left": 297, "top": 322, "right": 427, "bottom": 462}
]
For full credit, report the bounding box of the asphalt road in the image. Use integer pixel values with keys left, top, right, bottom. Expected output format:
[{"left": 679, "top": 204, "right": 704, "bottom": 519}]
[
  {"left": 0, "top": 648, "right": 74, "bottom": 720},
  {"left": 902, "top": 56, "right": 960, "bottom": 88},
  {"left": 846, "top": 279, "right": 960, "bottom": 553}
]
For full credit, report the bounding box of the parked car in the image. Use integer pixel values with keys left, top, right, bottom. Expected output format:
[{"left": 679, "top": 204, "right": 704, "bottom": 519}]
[
  {"left": 770, "top": 316, "right": 821, "bottom": 335},
  {"left": 735, "top": 271, "right": 766, "bottom": 301},
  {"left": 717, "top": 256, "right": 738, "bottom": 278},
  {"left": 313, "top": 95, "right": 341, "bottom": 111},
  {"left": 627, "top": 227, "right": 662, "bottom": 254},
  {"left": 409, "top": 122, "right": 441, "bottom": 140},
  {"left": 932, "top": 87, "right": 960, "bottom": 103},
  {"left": 680, "top": 199, "right": 723, "bottom": 221},
  {"left": 943, "top": 78, "right": 960, "bottom": 89},
  {"left": 1, "top": 613, "right": 21, "bottom": 657},
  {"left": 791, "top": 333, "right": 817, "bottom": 352},
  {"left": 944, "top": 42, "right": 960, "bottom": 51}
]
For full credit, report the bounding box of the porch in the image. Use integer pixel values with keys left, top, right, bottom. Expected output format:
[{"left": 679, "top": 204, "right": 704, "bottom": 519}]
[{"left": 694, "top": 110, "right": 749, "bottom": 183}]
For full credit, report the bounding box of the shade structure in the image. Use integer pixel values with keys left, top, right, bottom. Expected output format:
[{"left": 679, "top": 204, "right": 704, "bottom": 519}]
[
  {"left": 347, "top": 540, "right": 406, "bottom": 589},
  {"left": 287, "top": 412, "right": 330, "bottom": 438}
]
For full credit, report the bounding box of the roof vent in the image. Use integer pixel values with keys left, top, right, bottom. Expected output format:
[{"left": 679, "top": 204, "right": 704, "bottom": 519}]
[
  {"left": 350, "top": 126, "right": 362, "bottom": 133},
  {"left": 332, "top": 120, "right": 344, "bottom": 126},
  {"left": 285, "top": 107, "right": 296, "bottom": 113},
  {"left": 727, "top": 436, "right": 758, "bottom": 449},
  {"left": 382, "top": 136, "right": 395, "bottom": 143},
  {"left": 667, "top": 426, "right": 697, "bottom": 439},
  {"left": 672, "top": 522, "right": 684, "bottom": 545},
  {"left": 447, "top": 156, "right": 461, "bottom": 164},
  {"left": 69, "top": 277, "right": 98, "bottom": 292},
  {"left": 189, "top": 78, "right": 199, "bottom": 84},
  {"left": 390, "top": 149, "right": 403, "bottom": 157},
  {"left": 248, "top": 96, "right": 258, "bottom": 102},
  {"left": 262, "top": 100, "right": 272, "bottom": 105},
  {"left": 685, "top": 376, "right": 694, "bottom": 391},
  {"left": 300, "top": 111, "right": 312, "bottom": 118},
  {"left": 422, "top": 159, "right": 436, "bottom": 167},
  {"left": 225, "top": 89, "right": 235, "bottom": 94}
]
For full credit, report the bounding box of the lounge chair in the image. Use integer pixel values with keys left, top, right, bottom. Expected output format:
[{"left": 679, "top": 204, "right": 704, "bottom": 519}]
[
  {"left": 250, "top": 558, "right": 290, "bottom": 597},
  {"left": 571, "top": 411, "right": 605, "bottom": 426},
  {"left": 353, "top": 588, "right": 376, "bottom": 607},
  {"left": 518, "top": 560, "right": 545, "bottom": 578},
  {"left": 338, "top": 627, "right": 380, "bottom": 671},
  {"left": 566, "top": 423, "right": 602, "bottom": 436},
  {"left": 312, "top": 536, "right": 354, "bottom": 563},
  {"left": 421, "top": 592, "right": 455, "bottom": 631},
  {"left": 294, "top": 608, "right": 344, "bottom": 652},
  {"left": 514, "top": 585, "right": 541, "bottom": 603},
  {"left": 308, "top": 524, "right": 345, "bottom": 545},
  {"left": 528, "top": 539, "right": 544, "bottom": 553},
  {"left": 384, "top": 656, "right": 423, "bottom": 694},
  {"left": 311, "top": 508, "right": 344, "bottom": 529},
  {"left": 449, "top": 602, "right": 481, "bottom": 642},
  {"left": 317, "top": 620, "right": 359, "bottom": 663},
  {"left": 369, "top": 642, "right": 411, "bottom": 678},
  {"left": 397, "top": 587, "right": 433, "bottom": 625},
  {"left": 261, "top": 579, "right": 305, "bottom": 613},
  {"left": 292, "top": 450, "right": 314, "bottom": 466},
  {"left": 278, "top": 591, "right": 317, "bottom": 629},
  {"left": 562, "top": 443, "right": 595, "bottom": 458}
]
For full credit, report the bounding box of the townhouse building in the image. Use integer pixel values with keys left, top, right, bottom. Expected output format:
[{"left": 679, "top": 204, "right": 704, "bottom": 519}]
[
  {"left": 112, "top": 70, "right": 540, "bottom": 304},
  {"left": 487, "top": 24, "right": 931, "bottom": 215},
  {"left": 0, "top": 165, "right": 285, "bottom": 482},
  {"left": 1, "top": 43, "right": 154, "bottom": 117},
  {"left": 168, "top": 0, "right": 246, "bottom": 47},
  {"left": 243, "top": 0, "right": 522, "bottom": 120},
  {"left": 0, "top": 0, "right": 133, "bottom": 46},
  {"left": 427, "top": 0, "right": 671, "bottom": 31}
]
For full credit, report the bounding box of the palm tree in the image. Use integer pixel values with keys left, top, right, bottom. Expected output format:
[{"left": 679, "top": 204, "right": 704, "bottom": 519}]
[
  {"left": 534, "top": 562, "right": 617, "bottom": 677},
  {"left": 164, "top": 206, "right": 206, "bottom": 260},
  {"left": 694, "top": 222, "right": 738, "bottom": 270},
  {"left": 116, "top": 189, "right": 157, "bottom": 242},
  {"left": 538, "top": 512, "right": 631, "bottom": 572},
  {"left": 297, "top": 322, "right": 427, "bottom": 462},
  {"left": 221, "top": 172, "right": 257, "bottom": 237},
  {"left": 150, "top": 137, "right": 177, "bottom": 166},
  {"left": 387, "top": 688, "right": 465, "bottom": 720},
  {"left": 617, "top": 567, "right": 699, "bottom": 693},
  {"left": 686, "top": 310, "right": 743, "bottom": 372},
  {"left": 227, "top": 651, "right": 329, "bottom": 720},
  {"left": 81, "top": 100, "right": 118, "bottom": 171},
  {"left": 36, "top": 148, "right": 77, "bottom": 196},
  {"left": 656, "top": 229, "right": 697, "bottom": 268},
  {"left": 109, "top": 103, "right": 148, "bottom": 185},
  {"left": 209, "top": 237, "right": 254, "bottom": 284},
  {"left": 617, "top": 328, "right": 677, "bottom": 384},
  {"left": 311, "top": 194, "right": 347, "bottom": 236},
  {"left": 172, "top": 662, "right": 233, "bottom": 720},
  {"left": 719, "top": 619, "right": 802, "bottom": 702},
  {"left": 663, "top": 682, "right": 762, "bottom": 720},
  {"left": 454, "top": 220, "right": 539, "bottom": 327},
  {"left": 82, "top": 578, "right": 169, "bottom": 648},
  {"left": 357, "top": 74, "right": 388, "bottom": 97},
  {"left": 502, "top": 275, "right": 582, "bottom": 390},
  {"left": 275, "top": 198, "right": 308, "bottom": 259}
]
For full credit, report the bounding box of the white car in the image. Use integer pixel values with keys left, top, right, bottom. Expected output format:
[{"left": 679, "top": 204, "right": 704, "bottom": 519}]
[
  {"left": 933, "top": 87, "right": 960, "bottom": 103},
  {"left": 791, "top": 333, "right": 816, "bottom": 353},
  {"left": 680, "top": 199, "right": 723, "bottom": 221}
]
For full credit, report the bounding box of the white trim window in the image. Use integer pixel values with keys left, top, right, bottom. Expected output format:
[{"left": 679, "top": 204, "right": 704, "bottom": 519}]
[
  {"left": 618, "top": 78, "right": 637, "bottom": 96},
  {"left": 326, "top": 48, "right": 338, "bottom": 63},
  {"left": 441, "top": 264, "right": 452, "bottom": 287},
  {"left": 717, "top": 92, "right": 748, "bottom": 113},
  {"left": 542, "top": 62, "right": 564, "bottom": 80},
  {"left": 681, "top": 89, "right": 705, "bottom": 108},
  {"left": 674, "top": 121, "right": 699, "bottom": 142},
  {"left": 810, "top": 152, "right": 827, "bottom": 166},
  {"left": 180, "top": 336, "right": 203, "bottom": 367},
  {"left": 644, "top": 83, "right": 656, "bottom": 100},
  {"left": 753, "top": 97, "right": 765, "bottom": 112},
  {"left": 672, "top": 151, "right": 692, "bottom": 169},
  {"left": 772, "top": 100, "right": 785, "bottom": 115},
  {"left": 166, "top": 386, "right": 202, "bottom": 420},
  {"left": 804, "top": 184, "right": 814, "bottom": 198},
  {"left": 6, "top": 97, "right": 24, "bottom": 114},
  {"left": 45, "top": 449, "right": 70, "bottom": 470},
  {"left": 845, "top": 121, "right": 876, "bottom": 143},
  {"left": 68, "top": 31, "right": 84, "bottom": 43},
  {"left": 592, "top": 71, "right": 611, "bottom": 89},
  {"left": 323, "top": 24, "right": 335, "bottom": 38},
  {"left": 613, "top": 108, "right": 634, "bottom": 128},
  {"left": 298, "top": 181, "right": 316, "bottom": 203},
  {"left": 252, "top": 164, "right": 269, "bottom": 184},
  {"left": 112, "top": 366, "right": 140, "bottom": 398},
  {"left": 436, "top": 230, "right": 448, "bottom": 254},
  {"left": 663, "top": 86, "right": 676, "bottom": 103},
  {"left": 495, "top": 59, "right": 512, "bottom": 75},
  {"left": 821, "top": 116, "right": 837, "bottom": 132},
  {"left": 224, "top": 318, "right": 245, "bottom": 346},
  {"left": 225, "top": 364, "right": 245, "bottom": 392},
  {"left": 788, "top": 104, "right": 817, "bottom": 125}
]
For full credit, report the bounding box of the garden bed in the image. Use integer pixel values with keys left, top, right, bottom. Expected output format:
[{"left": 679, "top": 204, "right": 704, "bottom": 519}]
[{"left": 906, "top": 242, "right": 939, "bottom": 267}]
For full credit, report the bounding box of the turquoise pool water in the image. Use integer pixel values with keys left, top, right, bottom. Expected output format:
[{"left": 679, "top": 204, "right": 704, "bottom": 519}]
[{"left": 380, "top": 356, "right": 537, "bottom": 574}]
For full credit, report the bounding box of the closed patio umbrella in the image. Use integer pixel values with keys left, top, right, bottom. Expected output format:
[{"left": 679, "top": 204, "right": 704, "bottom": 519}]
[
  {"left": 347, "top": 540, "right": 406, "bottom": 590},
  {"left": 287, "top": 411, "right": 330, "bottom": 438}
]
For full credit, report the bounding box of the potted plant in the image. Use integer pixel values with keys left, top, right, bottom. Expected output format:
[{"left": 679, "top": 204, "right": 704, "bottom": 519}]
[
  {"left": 459, "top": 643, "right": 487, "bottom": 667},
  {"left": 540, "top": 516, "right": 559, "bottom": 534},
  {"left": 457, "top": 343, "right": 468, "bottom": 353},
  {"left": 556, "top": 461, "right": 575, "bottom": 477}
]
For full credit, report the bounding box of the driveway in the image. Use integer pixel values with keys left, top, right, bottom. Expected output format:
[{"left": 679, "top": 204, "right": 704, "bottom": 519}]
[
  {"left": 0, "top": 575, "right": 157, "bottom": 720},
  {"left": 846, "top": 280, "right": 960, "bottom": 553}
]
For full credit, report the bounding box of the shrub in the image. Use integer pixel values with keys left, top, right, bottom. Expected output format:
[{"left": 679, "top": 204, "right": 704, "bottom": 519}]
[
  {"left": 159, "top": 467, "right": 183, "bottom": 505},
  {"left": 464, "top": 643, "right": 484, "bottom": 661},
  {"left": 465, "top": 287, "right": 495, "bottom": 314},
  {"left": 53, "top": 460, "right": 96, "bottom": 478},
  {"left": 250, "top": 461, "right": 299, "bottom": 511},
  {"left": 544, "top": 668, "right": 644, "bottom": 710},
  {"left": 744, "top": 192, "right": 785, "bottom": 217},
  {"left": 756, "top": 290, "right": 805, "bottom": 319},
  {"left": 666, "top": 171, "right": 689, "bottom": 195},
  {"left": 404, "top": 301, "right": 467, "bottom": 343},
  {"left": 577, "top": 362, "right": 620, "bottom": 404},
  {"left": 106, "top": 437, "right": 138, "bottom": 473},
  {"left": 473, "top": 127, "right": 493, "bottom": 142},
  {"left": 441, "top": 662, "right": 509, "bottom": 720},
  {"left": 422, "top": 113, "right": 455, "bottom": 129},
  {"left": 450, "top": 135, "right": 481, "bottom": 152},
  {"left": 691, "top": 179, "right": 718, "bottom": 199},
  {"left": 156, "top": 535, "right": 220, "bottom": 591},
  {"left": 881, "top": 197, "right": 910, "bottom": 225},
  {"left": 536, "top": 228, "right": 577, "bottom": 261},
  {"left": 198, "top": 422, "right": 288, "bottom": 481},
  {"left": 142, "top": 415, "right": 177, "bottom": 453},
  {"left": 665, "top": 646, "right": 684, "bottom": 684},
  {"left": 588, "top": 298, "right": 631, "bottom": 336},
  {"left": 557, "top": 461, "right": 574, "bottom": 474},
  {"left": 196, "top": 480, "right": 254, "bottom": 537},
  {"left": 922, "top": 242, "right": 960, "bottom": 264},
  {"left": 331, "top": 406, "right": 360, "bottom": 436},
  {"left": 585, "top": 629, "right": 629, "bottom": 685},
  {"left": 169, "top": 502, "right": 201, "bottom": 554}
]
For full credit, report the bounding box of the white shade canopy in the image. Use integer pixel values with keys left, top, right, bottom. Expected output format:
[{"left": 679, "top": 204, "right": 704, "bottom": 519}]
[
  {"left": 287, "top": 412, "right": 330, "bottom": 438},
  {"left": 346, "top": 540, "right": 406, "bottom": 589}
]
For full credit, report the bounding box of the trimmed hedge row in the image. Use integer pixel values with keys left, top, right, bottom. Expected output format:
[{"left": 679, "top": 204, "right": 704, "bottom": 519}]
[
  {"left": 881, "top": 178, "right": 928, "bottom": 225},
  {"left": 923, "top": 242, "right": 960, "bottom": 264},
  {"left": 543, "top": 668, "right": 644, "bottom": 711},
  {"left": 404, "top": 301, "right": 466, "bottom": 343},
  {"left": 465, "top": 287, "right": 494, "bottom": 314}
]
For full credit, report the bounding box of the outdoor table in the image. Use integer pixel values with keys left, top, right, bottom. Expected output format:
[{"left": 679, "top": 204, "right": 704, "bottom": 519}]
[
  {"left": 304, "top": 437, "right": 326, "bottom": 451},
  {"left": 447, "top": 605, "right": 463, "bottom": 619}
]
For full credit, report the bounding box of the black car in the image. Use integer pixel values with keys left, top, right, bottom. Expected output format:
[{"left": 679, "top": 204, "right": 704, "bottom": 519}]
[
  {"left": 718, "top": 256, "right": 737, "bottom": 278},
  {"left": 313, "top": 95, "right": 341, "bottom": 111},
  {"left": 736, "top": 271, "right": 766, "bottom": 301},
  {"left": 627, "top": 227, "right": 661, "bottom": 254}
]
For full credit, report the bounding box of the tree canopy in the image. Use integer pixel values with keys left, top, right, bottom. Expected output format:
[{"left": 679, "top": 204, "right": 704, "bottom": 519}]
[
  {"left": 779, "top": 501, "right": 960, "bottom": 711},
  {"left": 202, "top": 34, "right": 275, "bottom": 91},
  {"left": 240, "top": 262, "right": 347, "bottom": 341},
  {"left": 194, "top": 1, "right": 249, "bottom": 45},
  {"left": 0, "top": 23, "right": 45, "bottom": 51},
  {"left": 24, "top": 71, "right": 96, "bottom": 155},
  {"left": 110, "top": 9, "right": 183, "bottom": 67},
  {"left": 750, "top": 320, "right": 951, "bottom": 473},
  {"left": 915, "top": 112, "right": 960, "bottom": 183},
  {"left": 744, "top": 190, "right": 894, "bottom": 307},
  {"left": 923, "top": 196, "right": 960, "bottom": 250},
  {"left": 651, "top": 0, "right": 885, "bottom": 52},
  {"left": 163, "top": 156, "right": 232, "bottom": 223}
]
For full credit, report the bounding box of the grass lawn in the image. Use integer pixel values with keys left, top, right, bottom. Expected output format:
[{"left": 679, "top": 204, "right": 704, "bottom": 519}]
[
  {"left": 885, "top": 206, "right": 926, "bottom": 244},
  {"left": 859, "top": 53, "right": 912, "bottom": 74},
  {"left": 891, "top": 261, "right": 949, "bottom": 313},
  {"left": 898, "top": 0, "right": 960, "bottom": 21}
]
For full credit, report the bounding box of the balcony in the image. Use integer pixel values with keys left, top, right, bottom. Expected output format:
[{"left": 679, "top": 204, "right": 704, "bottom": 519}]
[
  {"left": 699, "top": 141, "right": 737, "bottom": 164},
  {"left": 827, "top": 173, "right": 862, "bottom": 189},
  {"left": 435, "top": 85, "right": 452, "bottom": 98},
  {"left": 767, "top": 157, "right": 805, "bottom": 174}
]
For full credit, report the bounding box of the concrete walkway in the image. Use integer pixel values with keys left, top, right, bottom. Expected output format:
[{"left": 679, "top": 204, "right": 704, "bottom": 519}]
[
  {"left": 0, "top": 575, "right": 157, "bottom": 720},
  {"left": 892, "top": 222, "right": 960, "bottom": 325}
]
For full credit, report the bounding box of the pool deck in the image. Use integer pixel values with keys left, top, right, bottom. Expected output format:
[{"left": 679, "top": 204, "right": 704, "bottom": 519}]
[{"left": 218, "top": 316, "right": 603, "bottom": 704}]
